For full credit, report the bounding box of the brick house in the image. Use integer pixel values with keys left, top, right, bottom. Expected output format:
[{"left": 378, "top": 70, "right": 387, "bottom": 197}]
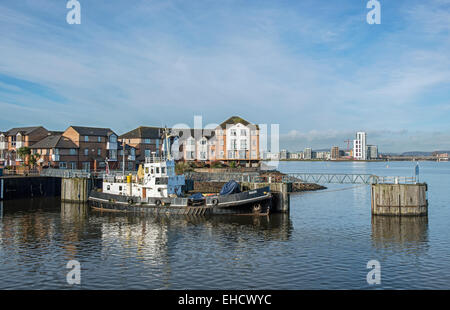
[
  {"left": 62, "top": 126, "right": 119, "bottom": 171},
  {"left": 119, "top": 126, "right": 162, "bottom": 165},
  {"left": 0, "top": 126, "right": 49, "bottom": 166},
  {"left": 29, "top": 134, "right": 79, "bottom": 169}
]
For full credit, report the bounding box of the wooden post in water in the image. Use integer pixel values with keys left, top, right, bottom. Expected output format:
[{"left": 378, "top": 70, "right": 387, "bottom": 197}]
[
  {"left": 371, "top": 183, "right": 428, "bottom": 216},
  {"left": 61, "top": 177, "right": 92, "bottom": 203}
]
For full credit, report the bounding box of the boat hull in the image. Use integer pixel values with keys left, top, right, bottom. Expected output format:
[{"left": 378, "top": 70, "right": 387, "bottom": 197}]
[{"left": 88, "top": 186, "right": 272, "bottom": 216}]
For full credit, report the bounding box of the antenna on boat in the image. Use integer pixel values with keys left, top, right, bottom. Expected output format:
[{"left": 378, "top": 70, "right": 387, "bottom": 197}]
[{"left": 164, "top": 126, "right": 172, "bottom": 160}]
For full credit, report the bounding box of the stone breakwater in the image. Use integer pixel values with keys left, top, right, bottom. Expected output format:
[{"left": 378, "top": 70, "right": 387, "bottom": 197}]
[{"left": 192, "top": 181, "right": 326, "bottom": 194}]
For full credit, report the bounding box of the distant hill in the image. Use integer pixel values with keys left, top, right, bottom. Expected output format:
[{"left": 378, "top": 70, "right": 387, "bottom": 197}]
[{"left": 401, "top": 151, "right": 433, "bottom": 156}]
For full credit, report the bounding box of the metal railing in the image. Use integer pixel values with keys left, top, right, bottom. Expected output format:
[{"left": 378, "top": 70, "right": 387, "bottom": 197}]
[{"left": 284, "top": 173, "right": 417, "bottom": 185}]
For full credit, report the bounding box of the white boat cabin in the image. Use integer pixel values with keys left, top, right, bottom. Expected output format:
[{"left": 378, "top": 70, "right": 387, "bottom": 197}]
[{"left": 102, "top": 156, "right": 185, "bottom": 198}]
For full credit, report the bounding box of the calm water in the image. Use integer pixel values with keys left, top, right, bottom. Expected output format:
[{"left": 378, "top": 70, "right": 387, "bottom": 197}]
[{"left": 1, "top": 161, "right": 450, "bottom": 289}]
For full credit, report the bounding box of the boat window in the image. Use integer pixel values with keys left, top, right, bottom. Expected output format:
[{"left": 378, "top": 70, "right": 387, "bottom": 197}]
[
  {"left": 161, "top": 167, "right": 165, "bottom": 174},
  {"left": 151, "top": 168, "right": 154, "bottom": 174},
  {"left": 155, "top": 177, "right": 168, "bottom": 185},
  {"left": 156, "top": 167, "right": 160, "bottom": 174},
  {"left": 107, "top": 185, "right": 110, "bottom": 190},
  {"left": 119, "top": 186, "right": 122, "bottom": 191},
  {"left": 145, "top": 167, "right": 149, "bottom": 173}
]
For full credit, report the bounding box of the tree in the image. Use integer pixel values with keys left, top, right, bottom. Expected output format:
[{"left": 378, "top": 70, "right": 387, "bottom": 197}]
[
  {"left": 29, "top": 154, "right": 40, "bottom": 169},
  {"left": 17, "top": 147, "right": 31, "bottom": 166}
]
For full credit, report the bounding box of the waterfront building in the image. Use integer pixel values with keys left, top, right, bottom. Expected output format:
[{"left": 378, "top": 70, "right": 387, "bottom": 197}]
[
  {"left": 353, "top": 132, "right": 367, "bottom": 160},
  {"left": 0, "top": 126, "right": 49, "bottom": 166},
  {"left": 280, "top": 149, "right": 289, "bottom": 160},
  {"left": 366, "top": 145, "right": 378, "bottom": 160},
  {"left": 331, "top": 146, "right": 340, "bottom": 160},
  {"left": 172, "top": 116, "right": 260, "bottom": 164},
  {"left": 62, "top": 126, "right": 119, "bottom": 171},
  {"left": 119, "top": 127, "right": 162, "bottom": 165},
  {"left": 304, "top": 147, "right": 312, "bottom": 160},
  {"left": 29, "top": 133, "right": 79, "bottom": 169}
]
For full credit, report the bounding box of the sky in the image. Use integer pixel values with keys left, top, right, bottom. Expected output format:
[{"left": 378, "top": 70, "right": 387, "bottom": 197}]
[{"left": 0, "top": 0, "right": 449, "bottom": 153}]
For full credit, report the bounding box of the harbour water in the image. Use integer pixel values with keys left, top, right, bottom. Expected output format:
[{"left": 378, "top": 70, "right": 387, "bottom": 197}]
[{"left": 1, "top": 161, "right": 450, "bottom": 289}]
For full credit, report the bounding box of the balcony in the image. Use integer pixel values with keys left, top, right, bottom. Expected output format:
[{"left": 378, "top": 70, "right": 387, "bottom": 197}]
[
  {"left": 52, "top": 154, "right": 60, "bottom": 162},
  {"left": 107, "top": 142, "right": 118, "bottom": 150}
]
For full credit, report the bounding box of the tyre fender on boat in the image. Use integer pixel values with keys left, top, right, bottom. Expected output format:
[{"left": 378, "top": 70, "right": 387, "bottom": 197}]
[
  {"left": 212, "top": 198, "right": 219, "bottom": 206},
  {"left": 127, "top": 198, "right": 134, "bottom": 204},
  {"left": 155, "top": 199, "right": 162, "bottom": 206}
]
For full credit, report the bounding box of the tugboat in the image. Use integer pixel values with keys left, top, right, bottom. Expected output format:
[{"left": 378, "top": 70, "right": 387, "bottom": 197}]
[{"left": 88, "top": 129, "right": 272, "bottom": 216}]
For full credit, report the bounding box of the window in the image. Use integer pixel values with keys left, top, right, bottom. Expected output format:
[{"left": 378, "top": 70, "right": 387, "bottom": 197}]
[
  {"left": 145, "top": 167, "right": 149, "bottom": 174},
  {"left": 156, "top": 167, "right": 160, "bottom": 174},
  {"left": 110, "top": 135, "right": 117, "bottom": 143},
  {"left": 144, "top": 138, "right": 151, "bottom": 144},
  {"left": 161, "top": 167, "right": 166, "bottom": 174},
  {"left": 241, "top": 129, "right": 246, "bottom": 136},
  {"left": 231, "top": 139, "right": 237, "bottom": 149},
  {"left": 59, "top": 162, "right": 67, "bottom": 169},
  {"left": 200, "top": 139, "right": 206, "bottom": 145},
  {"left": 252, "top": 151, "right": 257, "bottom": 158},
  {"left": 97, "top": 149, "right": 101, "bottom": 156},
  {"left": 84, "top": 136, "right": 89, "bottom": 142},
  {"left": 220, "top": 139, "right": 224, "bottom": 146},
  {"left": 70, "top": 148, "right": 76, "bottom": 155},
  {"left": 240, "top": 140, "right": 247, "bottom": 149},
  {"left": 70, "top": 162, "right": 76, "bottom": 169},
  {"left": 230, "top": 129, "right": 237, "bottom": 136},
  {"left": 54, "top": 148, "right": 60, "bottom": 155},
  {"left": 155, "top": 177, "right": 168, "bottom": 185},
  {"left": 251, "top": 130, "right": 257, "bottom": 135},
  {"left": 84, "top": 148, "right": 89, "bottom": 156},
  {"left": 252, "top": 140, "right": 257, "bottom": 146},
  {"left": 119, "top": 186, "right": 122, "bottom": 191},
  {"left": 145, "top": 149, "right": 151, "bottom": 157},
  {"left": 130, "top": 148, "right": 135, "bottom": 156},
  {"left": 107, "top": 185, "right": 111, "bottom": 190}
]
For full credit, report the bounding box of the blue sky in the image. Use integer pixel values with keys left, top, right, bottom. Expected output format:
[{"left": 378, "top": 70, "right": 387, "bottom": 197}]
[{"left": 0, "top": 0, "right": 449, "bottom": 152}]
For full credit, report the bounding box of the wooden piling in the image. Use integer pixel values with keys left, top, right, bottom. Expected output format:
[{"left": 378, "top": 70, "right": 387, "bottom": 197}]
[{"left": 371, "top": 183, "right": 428, "bottom": 216}]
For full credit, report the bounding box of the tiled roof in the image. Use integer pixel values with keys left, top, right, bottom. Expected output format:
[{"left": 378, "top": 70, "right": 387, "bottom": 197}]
[
  {"left": 219, "top": 116, "right": 258, "bottom": 129},
  {"left": 30, "top": 135, "right": 78, "bottom": 149},
  {"left": 6, "top": 126, "right": 46, "bottom": 136},
  {"left": 119, "top": 126, "right": 162, "bottom": 139},
  {"left": 70, "top": 126, "right": 116, "bottom": 137}
]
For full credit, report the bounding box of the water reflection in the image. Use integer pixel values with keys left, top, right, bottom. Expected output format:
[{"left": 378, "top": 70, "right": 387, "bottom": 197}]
[{"left": 371, "top": 216, "right": 429, "bottom": 253}]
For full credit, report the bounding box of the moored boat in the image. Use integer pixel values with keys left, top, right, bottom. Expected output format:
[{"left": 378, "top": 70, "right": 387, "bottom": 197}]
[{"left": 88, "top": 129, "right": 272, "bottom": 216}]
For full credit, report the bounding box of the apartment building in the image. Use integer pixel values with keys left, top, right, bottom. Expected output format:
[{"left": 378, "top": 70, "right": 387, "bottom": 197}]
[
  {"left": 217, "top": 116, "right": 259, "bottom": 162},
  {"left": 30, "top": 134, "right": 79, "bottom": 169},
  {"left": 366, "top": 145, "right": 378, "bottom": 160},
  {"left": 0, "top": 126, "right": 49, "bottom": 166},
  {"left": 119, "top": 127, "right": 162, "bottom": 164},
  {"left": 353, "top": 132, "right": 367, "bottom": 160},
  {"left": 173, "top": 116, "right": 260, "bottom": 163},
  {"left": 331, "top": 146, "right": 340, "bottom": 160},
  {"left": 63, "top": 126, "right": 119, "bottom": 171}
]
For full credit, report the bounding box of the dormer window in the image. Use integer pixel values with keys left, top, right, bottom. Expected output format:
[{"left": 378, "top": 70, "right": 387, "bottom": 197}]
[{"left": 110, "top": 135, "right": 117, "bottom": 143}]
